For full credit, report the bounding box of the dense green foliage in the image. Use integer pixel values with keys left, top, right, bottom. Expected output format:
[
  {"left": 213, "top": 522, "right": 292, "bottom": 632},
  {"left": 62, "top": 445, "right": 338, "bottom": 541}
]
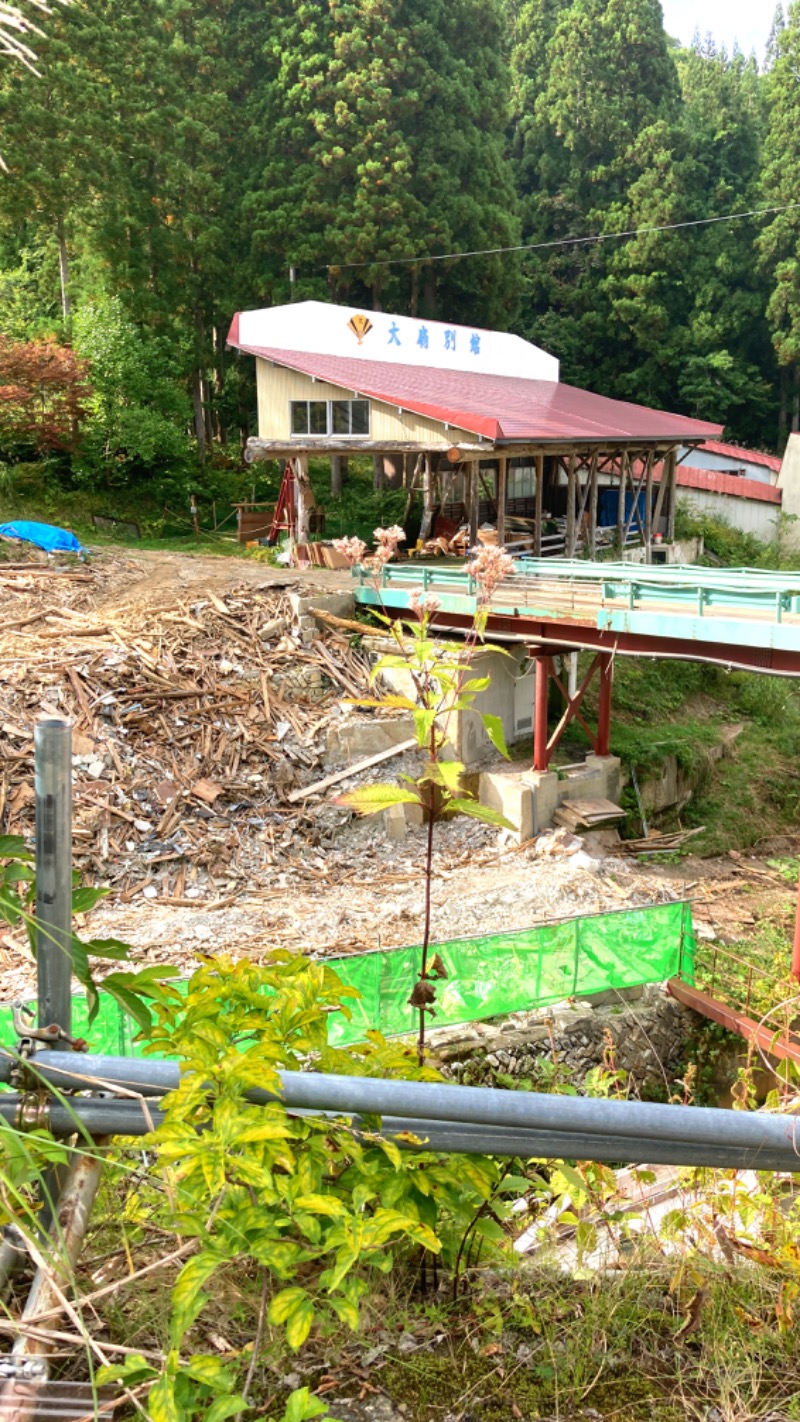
[{"left": 0, "top": 0, "right": 798, "bottom": 499}]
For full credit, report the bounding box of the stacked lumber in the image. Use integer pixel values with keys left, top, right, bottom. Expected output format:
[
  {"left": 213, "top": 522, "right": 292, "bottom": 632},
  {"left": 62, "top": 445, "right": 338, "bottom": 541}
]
[
  {"left": 553, "top": 797, "right": 626, "bottom": 831},
  {"left": 617, "top": 827, "right": 705, "bottom": 856}
]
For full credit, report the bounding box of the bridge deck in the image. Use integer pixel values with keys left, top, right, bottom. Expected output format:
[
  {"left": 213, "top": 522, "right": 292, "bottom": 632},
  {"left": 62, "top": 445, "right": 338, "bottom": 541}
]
[{"left": 353, "top": 559, "right": 800, "bottom": 675}]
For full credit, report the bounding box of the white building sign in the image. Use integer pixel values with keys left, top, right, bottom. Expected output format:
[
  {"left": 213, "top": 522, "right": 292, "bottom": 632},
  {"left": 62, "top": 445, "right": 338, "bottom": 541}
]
[{"left": 235, "top": 300, "right": 560, "bottom": 383}]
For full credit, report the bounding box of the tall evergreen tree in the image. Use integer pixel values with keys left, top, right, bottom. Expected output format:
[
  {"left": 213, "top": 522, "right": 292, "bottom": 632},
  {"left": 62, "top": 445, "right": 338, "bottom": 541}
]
[
  {"left": 511, "top": 0, "right": 693, "bottom": 403},
  {"left": 760, "top": 0, "right": 800, "bottom": 442},
  {"left": 675, "top": 40, "right": 775, "bottom": 445},
  {"left": 248, "top": 0, "right": 521, "bottom": 326}
]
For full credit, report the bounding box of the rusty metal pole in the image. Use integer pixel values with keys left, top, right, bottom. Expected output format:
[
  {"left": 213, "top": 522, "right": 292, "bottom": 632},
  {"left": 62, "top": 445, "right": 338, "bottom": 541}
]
[
  {"left": 533, "top": 655, "right": 550, "bottom": 772},
  {"left": 35, "top": 720, "right": 73, "bottom": 1040},
  {"left": 596, "top": 653, "right": 613, "bottom": 758},
  {"left": 0, "top": 1150, "right": 105, "bottom": 1419}
]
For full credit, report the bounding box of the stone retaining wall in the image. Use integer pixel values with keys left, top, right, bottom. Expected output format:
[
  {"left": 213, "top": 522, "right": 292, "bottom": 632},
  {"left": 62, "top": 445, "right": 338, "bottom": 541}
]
[{"left": 428, "top": 984, "right": 698, "bottom": 1094}]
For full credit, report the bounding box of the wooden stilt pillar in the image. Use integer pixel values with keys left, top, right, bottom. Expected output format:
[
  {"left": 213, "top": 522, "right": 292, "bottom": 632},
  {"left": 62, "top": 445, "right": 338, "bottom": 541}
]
[
  {"left": 644, "top": 451, "right": 654, "bottom": 562},
  {"left": 534, "top": 655, "right": 550, "bottom": 771},
  {"left": 468, "top": 462, "right": 479, "bottom": 548},
  {"left": 566, "top": 453, "right": 577, "bottom": 558},
  {"left": 665, "top": 449, "right": 678, "bottom": 543},
  {"left": 497, "top": 455, "right": 508, "bottom": 548},
  {"left": 534, "top": 453, "right": 544, "bottom": 557},
  {"left": 616, "top": 453, "right": 627, "bottom": 552},
  {"left": 596, "top": 653, "right": 613, "bottom": 758},
  {"left": 589, "top": 453, "right": 599, "bottom": 560},
  {"left": 419, "top": 454, "right": 434, "bottom": 541}
]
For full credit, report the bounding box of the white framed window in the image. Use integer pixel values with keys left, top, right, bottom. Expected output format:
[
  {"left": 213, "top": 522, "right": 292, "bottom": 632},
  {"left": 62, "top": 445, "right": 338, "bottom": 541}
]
[
  {"left": 290, "top": 399, "right": 370, "bottom": 437},
  {"left": 508, "top": 463, "right": 536, "bottom": 499}
]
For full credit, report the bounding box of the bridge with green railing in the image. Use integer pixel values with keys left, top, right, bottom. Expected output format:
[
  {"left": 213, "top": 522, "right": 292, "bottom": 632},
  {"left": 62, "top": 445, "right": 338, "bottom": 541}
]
[{"left": 352, "top": 558, "right": 800, "bottom": 676}]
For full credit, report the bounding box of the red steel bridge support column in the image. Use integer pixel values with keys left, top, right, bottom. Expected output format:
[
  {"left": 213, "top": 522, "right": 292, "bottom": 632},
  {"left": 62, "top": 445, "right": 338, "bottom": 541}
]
[
  {"left": 533, "top": 655, "right": 550, "bottom": 772},
  {"left": 596, "top": 653, "right": 613, "bottom": 758},
  {"left": 532, "top": 650, "right": 615, "bottom": 772}
]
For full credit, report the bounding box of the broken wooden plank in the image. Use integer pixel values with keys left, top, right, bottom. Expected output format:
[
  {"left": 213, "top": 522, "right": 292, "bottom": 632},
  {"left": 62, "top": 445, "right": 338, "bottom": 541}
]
[{"left": 287, "top": 738, "right": 418, "bottom": 803}]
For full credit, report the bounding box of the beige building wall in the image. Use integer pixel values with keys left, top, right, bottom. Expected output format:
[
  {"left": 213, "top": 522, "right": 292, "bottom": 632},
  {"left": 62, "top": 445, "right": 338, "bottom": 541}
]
[
  {"left": 255, "top": 358, "right": 473, "bottom": 445},
  {"left": 778, "top": 433, "right": 800, "bottom": 552}
]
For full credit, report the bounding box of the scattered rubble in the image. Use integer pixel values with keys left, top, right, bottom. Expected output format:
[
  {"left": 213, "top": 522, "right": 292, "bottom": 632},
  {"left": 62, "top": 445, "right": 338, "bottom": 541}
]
[
  {"left": 0, "top": 559, "right": 377, "bottom": 911},
  {"left": 0, "top": 550, "right": 791, "bottom": 1008}
]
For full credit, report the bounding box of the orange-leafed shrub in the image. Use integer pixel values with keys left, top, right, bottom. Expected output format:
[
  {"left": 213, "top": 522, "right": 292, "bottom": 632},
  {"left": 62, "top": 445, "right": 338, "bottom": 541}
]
[{"left": 0, "top": 336, "right": 91, "bottom": 454}]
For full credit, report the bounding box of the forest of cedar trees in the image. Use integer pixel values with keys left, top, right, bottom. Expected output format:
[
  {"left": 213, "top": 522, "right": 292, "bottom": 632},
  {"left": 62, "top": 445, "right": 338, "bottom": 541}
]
[{"left": 1, "top": 0, "right": 799, "bottom": 496}]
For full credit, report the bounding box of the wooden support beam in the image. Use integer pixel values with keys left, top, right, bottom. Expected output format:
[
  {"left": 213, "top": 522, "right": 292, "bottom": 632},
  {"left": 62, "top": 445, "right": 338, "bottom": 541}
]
[
  {"left": 402, "top": 453, "right": 424, "bottom": 530},
  {"left": 575, "top": 454, "right": 594, "bottom": 532},
  {"left": 589, "top": 452, "right": 599, "bottom": 559},
  {"left": 245, "top": 437, "right": 494, "bottom": 461},
  {"left": 497, "top": 455, "right": 508, "bottom": 547},
  {"left": 651, "top": 449, "right": 670, "bottom": 532},
  {"left": 616, "top": 452, "right": 627, "bottom": 551},
  {"left": 665, "top": 449, "right": 678, "bottom": 542},
  {"left": 534, "top": 453, "right": 544, "bottom": 557},
  {"left": 644, "top": 450, "right": 654, "bottom": 563},
  {"left": 566, "top": 453, "right": 577, "bottom": 558},
  {"left": 622, "top": 456, "right": 648, "bottom": 544},
  {"left": 294, "top": 454, "right": 311, "bottom": 544},
  {"left": 468, "top": 462, "right": 479, "bottom": 547},
  {"left": 419, "top": 453, "right": 435, "bottom": 541}
]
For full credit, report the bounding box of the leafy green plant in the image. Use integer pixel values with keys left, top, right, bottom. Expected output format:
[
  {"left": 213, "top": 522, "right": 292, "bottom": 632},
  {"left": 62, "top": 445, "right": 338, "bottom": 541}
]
[
  {"left": 72, "top": 294, "right": 193, "bottom": 488},
  {"left": 0, "top": 832, "right": 151, "bottom": 1027},
  {"left": 334, "top": 533, "right": 516, "bottom": 1063},
  {"left": 101, "top": 952, "right": 505, "bottom": 1420}
]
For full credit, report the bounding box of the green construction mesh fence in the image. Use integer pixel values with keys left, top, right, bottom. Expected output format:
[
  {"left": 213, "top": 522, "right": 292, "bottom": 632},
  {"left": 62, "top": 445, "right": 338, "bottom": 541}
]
[{"left": 0, "top": 901, "right": 694, "bottom": 1058}]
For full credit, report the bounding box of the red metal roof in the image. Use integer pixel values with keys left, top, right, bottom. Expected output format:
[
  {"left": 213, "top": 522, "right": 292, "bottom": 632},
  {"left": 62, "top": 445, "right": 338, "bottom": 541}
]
[
  {"left": 230, "top": 338, "right": 722, "bottom": 445},
  {"left": 695, "top": 439, "right": 781, "bottom": 473},
  {"left": 653, "top": 462, "right": 782, "bottom": 505}
]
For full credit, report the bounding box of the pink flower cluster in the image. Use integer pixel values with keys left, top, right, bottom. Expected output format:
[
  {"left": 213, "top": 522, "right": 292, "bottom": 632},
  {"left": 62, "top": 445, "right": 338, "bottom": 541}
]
[
  {"left": 409, "top": 590, "right": 441, "bottom": 615},
  {"left": 469, "top": 543, "right": 515, "bottom": 600},
  {"left": 331, "top": 526, "right": 406, "bottom": 572},
  {"left": 332, "top": 535, "right": 368, "bottom": 565},
  {"left": 371, "top": 524, "right": 406, "bottom": 566}
]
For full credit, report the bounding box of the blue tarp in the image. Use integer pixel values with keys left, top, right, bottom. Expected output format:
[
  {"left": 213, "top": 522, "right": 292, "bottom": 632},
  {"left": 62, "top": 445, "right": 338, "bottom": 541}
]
[
  {"left": 0, "top": 521, "right": 83, "bottom": 554},
  {"left": 598, "top": 491, "right": 646, "bottom": 529}
]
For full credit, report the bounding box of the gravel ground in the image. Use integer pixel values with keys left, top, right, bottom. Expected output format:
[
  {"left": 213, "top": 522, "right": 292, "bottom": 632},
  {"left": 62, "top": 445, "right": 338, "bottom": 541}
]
[{"left": 0, "top": 814, "right": 699, "bottom": 1004}]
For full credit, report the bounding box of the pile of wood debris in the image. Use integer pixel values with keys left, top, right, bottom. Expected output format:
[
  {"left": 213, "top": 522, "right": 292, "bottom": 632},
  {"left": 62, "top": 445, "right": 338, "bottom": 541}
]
[{"left": 0, "top": 559, "right": 375, "bottom": 906}]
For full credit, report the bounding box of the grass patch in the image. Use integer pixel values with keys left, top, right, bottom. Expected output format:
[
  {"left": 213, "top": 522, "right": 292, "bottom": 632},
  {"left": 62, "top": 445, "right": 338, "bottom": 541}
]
[
  {"left": 0, "top": 454, "right": 418, "bottom": 553},
  {"left": 569, "top": 656, "right": 800, "bottom": 854}
]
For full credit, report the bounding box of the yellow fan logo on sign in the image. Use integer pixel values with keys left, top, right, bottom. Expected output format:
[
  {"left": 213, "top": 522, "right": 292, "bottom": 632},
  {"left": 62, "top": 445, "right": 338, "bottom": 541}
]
[{"left": 347, "top": 313, "right": 373, "bottom": 345}]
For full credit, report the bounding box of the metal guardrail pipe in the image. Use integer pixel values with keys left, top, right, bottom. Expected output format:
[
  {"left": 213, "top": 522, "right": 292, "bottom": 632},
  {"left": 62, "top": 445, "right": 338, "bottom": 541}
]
[
  {"left": 0, "top": 1098, "right": 798, "bottom": 1171},
  {"left": 34, "top": 721, "right": 73, "bottom": 1040},
  {"left": 3, "top": 1055, "right": 799, "bottom": 1157}
]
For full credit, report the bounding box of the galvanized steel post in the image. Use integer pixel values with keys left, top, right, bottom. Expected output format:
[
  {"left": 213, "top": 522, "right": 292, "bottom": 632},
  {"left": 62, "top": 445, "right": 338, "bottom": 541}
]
[{"left": 34, "top": 720, "right": 72, "bottom": 1039}]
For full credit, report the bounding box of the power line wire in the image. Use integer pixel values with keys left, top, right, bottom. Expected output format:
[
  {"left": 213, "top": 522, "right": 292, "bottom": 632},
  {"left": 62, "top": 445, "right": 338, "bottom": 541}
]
[{"left": 323, "top": 199, "right": 800, "bottom": 271}]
